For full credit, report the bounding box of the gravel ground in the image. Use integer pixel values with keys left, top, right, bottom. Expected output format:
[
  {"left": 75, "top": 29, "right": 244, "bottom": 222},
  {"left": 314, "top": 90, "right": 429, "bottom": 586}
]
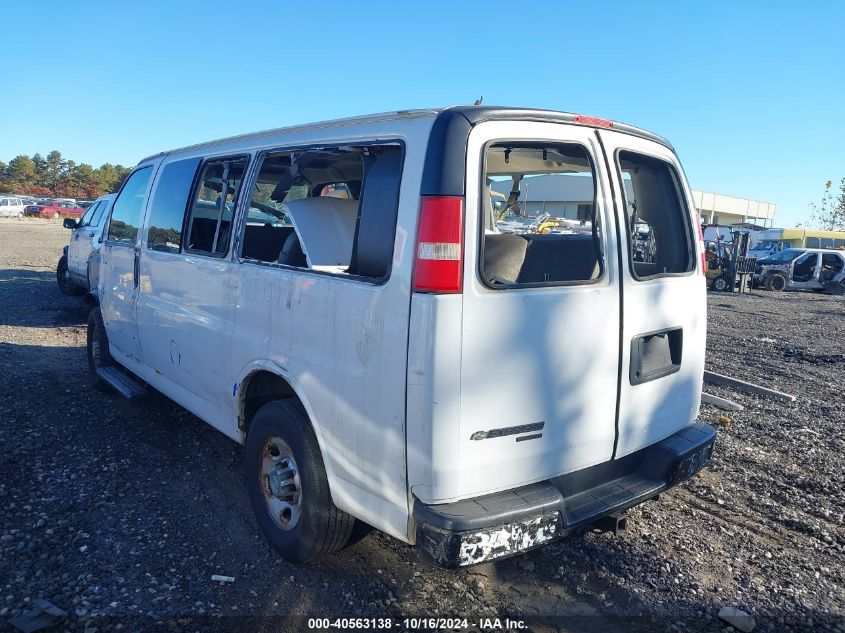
[{"left": 1, "top": 218, "right": 843, "bottom": 633}]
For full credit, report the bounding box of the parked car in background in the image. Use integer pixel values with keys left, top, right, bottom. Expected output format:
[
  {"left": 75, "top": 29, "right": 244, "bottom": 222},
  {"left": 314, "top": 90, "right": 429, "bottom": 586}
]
[
  {"left": 56, "top": 194, "right": 116, "bottom": 295},
  {"left": 754, "top": 247, "right": 845, "bottom": 292},
  {"left": 29, "top": 200, "right": 86, "bottom": 219},
  {"left": 0, "top": 196, "right": 26, "bottom": 218},
  {"left": 87, "top": 106, "right": 715, "bottom": 568},
  {"left": 77, "top": 201, "right": 95, "bottom": 209}
]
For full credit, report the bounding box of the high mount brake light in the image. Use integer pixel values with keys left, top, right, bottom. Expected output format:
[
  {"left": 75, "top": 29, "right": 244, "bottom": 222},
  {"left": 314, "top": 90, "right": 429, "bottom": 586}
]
[
  {"left": 414, "top": 196, "right": 464, "bottom": 294},
  {"left": 575, "top": 114, "right": 614, "bottom": 129}
]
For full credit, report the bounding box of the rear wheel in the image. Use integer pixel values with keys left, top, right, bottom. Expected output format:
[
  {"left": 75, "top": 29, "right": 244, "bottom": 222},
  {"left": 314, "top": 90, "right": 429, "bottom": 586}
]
[
  {"left": 245, "top": 400, "right": 355, "bottom": 563},
  {"left": 765, "top": 273, "right": 787, "bottom": 292},
  {"left": 52, "top": 211, "right": 60, "bottom": 219},
  {"left": 56, "top": 256, "right": 82, "bottom": 295},
  {"left": 87, "top": 307, "right": 114, "bottom": 392}
]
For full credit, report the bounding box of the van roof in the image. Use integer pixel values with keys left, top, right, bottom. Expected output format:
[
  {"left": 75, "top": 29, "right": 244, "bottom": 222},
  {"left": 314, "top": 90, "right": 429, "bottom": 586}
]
[{"left": 139, "top": 106, "right": 674, "bottom": 164}]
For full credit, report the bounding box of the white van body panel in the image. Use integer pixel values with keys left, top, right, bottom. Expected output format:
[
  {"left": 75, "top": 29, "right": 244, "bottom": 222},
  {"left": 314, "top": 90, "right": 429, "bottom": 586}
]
[
  {"left": 598, "top": 130, "right": 705, "bottom": 458},
  {"left": 125, "top": 117, "right": 434, "bottom": 541}
]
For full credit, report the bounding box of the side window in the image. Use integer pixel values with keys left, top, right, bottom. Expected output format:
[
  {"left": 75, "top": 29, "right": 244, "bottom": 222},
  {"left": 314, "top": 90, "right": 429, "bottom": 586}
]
[
  {"left": 107, "top": 166, "right": 153, "bottom": 243},
  {"left": 184, "top": 158, "right": 247, "bottom": 255},
  {"left": 619, "top": 151, "right": 693, "bottom": 279},
  {"left": 146, "top": 158, "right": 201, "bottom": 253},
  {"left": 240, "top": 143, "right": 402, "bottom": 280},
  {"left": 0, "top": 199, "right": 8, "bottom": 206},
  {"left": 91, "top": 200, "right": 110, "bottom": 226},
  {"left": 79, "top": 201, "right": 101, "bottom": 226},
  {"left": 481, "top": 141, "right": 603, "bottom": 287}
]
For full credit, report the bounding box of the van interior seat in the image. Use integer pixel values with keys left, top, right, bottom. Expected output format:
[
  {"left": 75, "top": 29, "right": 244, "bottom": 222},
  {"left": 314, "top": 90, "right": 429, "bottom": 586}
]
[
  {"left": 242, "top": 224, "right": 294, "bottom": 262},
  {"left": 483, "top": 233, "right": 600, "bottom": 284},
  {"left": 277, "top": 231, "right": 307, "bottom": 267}
]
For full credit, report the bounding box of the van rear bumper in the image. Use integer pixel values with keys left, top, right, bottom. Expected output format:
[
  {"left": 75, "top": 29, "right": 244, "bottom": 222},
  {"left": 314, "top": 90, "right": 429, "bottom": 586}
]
[{"left": 413, "top": 422, "right": 716, "bottom": 568}]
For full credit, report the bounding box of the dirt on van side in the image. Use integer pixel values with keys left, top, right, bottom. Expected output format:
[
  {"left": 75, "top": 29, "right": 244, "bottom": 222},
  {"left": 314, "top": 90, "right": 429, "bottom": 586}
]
[{"left": 0, "top": 217, "right": 843, "bottom": 633}]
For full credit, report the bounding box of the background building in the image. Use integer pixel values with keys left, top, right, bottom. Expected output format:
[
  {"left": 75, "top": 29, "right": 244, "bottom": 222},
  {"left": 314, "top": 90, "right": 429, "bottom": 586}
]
[{"left": 490, "top": 175, "right": 777, "bottom": 227}]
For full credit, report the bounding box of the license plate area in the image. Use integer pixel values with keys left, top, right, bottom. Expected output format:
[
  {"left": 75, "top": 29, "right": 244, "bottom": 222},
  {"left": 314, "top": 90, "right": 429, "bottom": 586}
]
[{"left": 671, "top": 440, "right": 714, "bottom": 484}]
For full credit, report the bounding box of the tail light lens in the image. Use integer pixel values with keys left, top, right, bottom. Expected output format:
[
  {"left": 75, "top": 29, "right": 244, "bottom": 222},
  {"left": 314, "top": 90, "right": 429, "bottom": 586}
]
[
  {"left": 413, "top": 196, "right": 464, "bottom": 293},
  {"left": 695, "top": 217, "right": 706, "bottom": 274}
]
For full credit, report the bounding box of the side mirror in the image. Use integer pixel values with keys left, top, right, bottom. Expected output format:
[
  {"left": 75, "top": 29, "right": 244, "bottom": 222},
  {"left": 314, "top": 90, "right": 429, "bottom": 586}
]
[{"left": 63, "top": 218, "right": 78, "bottom": 230}]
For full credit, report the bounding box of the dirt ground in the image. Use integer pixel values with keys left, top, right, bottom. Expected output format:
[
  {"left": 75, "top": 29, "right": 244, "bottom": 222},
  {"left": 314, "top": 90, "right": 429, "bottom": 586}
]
[{"left": 1, "top": 218, "right": 843, "bottom": 633}]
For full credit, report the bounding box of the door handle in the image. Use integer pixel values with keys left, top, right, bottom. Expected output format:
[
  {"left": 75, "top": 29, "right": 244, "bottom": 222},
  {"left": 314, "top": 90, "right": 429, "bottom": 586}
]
[
  {"left": 133, "top": 251, "right": 140, "bottom": 288},
  {"left": 630, "top": 327, "right": 683, "bottom": 385}
]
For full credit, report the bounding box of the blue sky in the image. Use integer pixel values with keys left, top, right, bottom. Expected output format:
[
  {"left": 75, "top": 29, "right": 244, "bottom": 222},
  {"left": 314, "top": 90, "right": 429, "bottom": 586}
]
[{"left": 1, "top": 1, "right": 842, "bottom": 226}]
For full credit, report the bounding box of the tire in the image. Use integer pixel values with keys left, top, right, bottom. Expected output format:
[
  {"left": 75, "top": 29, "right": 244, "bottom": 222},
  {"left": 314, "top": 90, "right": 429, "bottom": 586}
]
[
  {"left": 87, "top": 307, "right": 114, "bottom": 393},
  {"left": 56, "top": 256, "right": 83, "bottom": 295},
  {"left": 52, "top": 211, "right": 60, "bottom": 219},
  {"left": 245, "top": 399, "right": 355, "bottom": 563},
  {"left": 711, "top": 276, "right": 729, "bottom": 292},
  {"left": 765, "top": 273, "right": 787, "bottom": 292}
]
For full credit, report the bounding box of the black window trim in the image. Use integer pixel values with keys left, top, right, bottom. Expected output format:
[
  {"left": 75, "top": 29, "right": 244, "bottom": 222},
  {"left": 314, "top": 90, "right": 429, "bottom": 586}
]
[
  {"left": 477, "top": 138, "right": 607, "bottom": 291},
  {"left": 235, "top": 138, "right": 406, "bottom": 287},
  {"left": 182, "top": 153, "right": 251, "bottom": 259},
  {"left": 104, "top": 164, "right": 156, "bottom": 248},
  {"left": 613, "top": 147, "right": 696, "bottom": 282}
]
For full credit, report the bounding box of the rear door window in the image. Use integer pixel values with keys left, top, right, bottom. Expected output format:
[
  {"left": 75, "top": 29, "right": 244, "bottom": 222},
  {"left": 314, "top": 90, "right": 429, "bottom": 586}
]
[
  {"left": 107, "top": 166, "right": 154, "bottom": 244},
  {"left": 618, "top": 151, "right": 694, "bottom": 279},
  {"left": 480, "top": 141, "right": 603, "bottom": 287}
]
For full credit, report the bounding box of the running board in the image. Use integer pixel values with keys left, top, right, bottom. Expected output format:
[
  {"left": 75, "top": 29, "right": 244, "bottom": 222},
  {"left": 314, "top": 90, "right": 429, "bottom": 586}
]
[{"left": 97, "top": 366, "right": 146, "bottom": 399}]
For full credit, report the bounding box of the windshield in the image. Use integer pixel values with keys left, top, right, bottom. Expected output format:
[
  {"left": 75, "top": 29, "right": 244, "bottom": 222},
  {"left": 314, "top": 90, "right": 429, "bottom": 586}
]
[
  {"left": 767, "top": 249, "right": 804, "bottom": 262},
  {"left": 753, "top": 240, "right": 781, "bottom": 252}
]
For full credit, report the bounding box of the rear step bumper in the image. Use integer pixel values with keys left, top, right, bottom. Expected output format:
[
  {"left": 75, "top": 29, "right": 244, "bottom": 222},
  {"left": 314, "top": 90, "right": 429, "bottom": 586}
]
[{"left": 413, "top": 422, "right": 716, "bottom": 568}]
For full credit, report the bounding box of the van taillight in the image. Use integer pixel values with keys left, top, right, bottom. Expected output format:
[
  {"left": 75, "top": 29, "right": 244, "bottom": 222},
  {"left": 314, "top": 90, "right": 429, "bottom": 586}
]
[
  {"left": 695, "top": 219, "right": 706, "bottom": 275},
  {"left": 414, "top": 196, "right": 464, "bottom": 294}
]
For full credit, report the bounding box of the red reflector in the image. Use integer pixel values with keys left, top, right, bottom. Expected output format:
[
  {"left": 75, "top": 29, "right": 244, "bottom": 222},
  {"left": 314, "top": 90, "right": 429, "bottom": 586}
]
[
  {"left": 414, "top": 196, "right": 464, "bottom": 294},
  {"left": 695, "top": 219, "right": 706, "bottom": 275},
  {"left": 575, "top": 114, "right": 613, "bottom": 129}
]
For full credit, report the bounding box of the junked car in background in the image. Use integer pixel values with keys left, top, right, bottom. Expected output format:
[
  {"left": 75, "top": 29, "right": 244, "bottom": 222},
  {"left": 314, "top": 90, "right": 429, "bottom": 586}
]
[
  {"left": 56, "top": 194, "right": 115, "bottom": 295},
  {"left": 754, "top": 247, "right": 845, "bottom": 292}
]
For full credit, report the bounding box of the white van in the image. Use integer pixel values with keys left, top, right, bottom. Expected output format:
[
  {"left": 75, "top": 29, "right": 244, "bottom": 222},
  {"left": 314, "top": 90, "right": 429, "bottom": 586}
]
[{"left": 89, "top": 106, "right": 715, "bottom": 567}]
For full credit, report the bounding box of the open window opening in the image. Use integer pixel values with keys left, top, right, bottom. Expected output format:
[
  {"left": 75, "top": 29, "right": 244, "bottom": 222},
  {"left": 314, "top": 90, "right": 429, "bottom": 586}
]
[
  {"left": 184, "top": 157, "right": 247, "bottom": 256},
  {"left": 618, "top": 151, "right": 694, "bottom": 279},
  {"left": 240, "top": 142, "right": 402, "bottom": 279},
  {"left": 480, "top": 141, "right": 603, "bottom": 287}
]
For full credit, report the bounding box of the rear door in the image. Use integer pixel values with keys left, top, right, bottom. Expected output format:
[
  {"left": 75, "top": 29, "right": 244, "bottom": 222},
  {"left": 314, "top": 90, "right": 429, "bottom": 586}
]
[
  {"left": 599, "top": 130, "right": 705, "bottom": 458},
  {"left": 457, "top": 121, "right": 622, "bottom": 498}
]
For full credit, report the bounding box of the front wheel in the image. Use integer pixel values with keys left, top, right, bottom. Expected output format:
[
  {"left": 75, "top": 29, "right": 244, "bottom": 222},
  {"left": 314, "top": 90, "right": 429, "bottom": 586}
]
[
  {"left": 765, "top": 273, "right": 787, "bottom": 292},
  {"left": 245, "top": 400, "right": 355, "bottom": 563},
  {"left": 87, "top": 307, "right": 114, "bottom": 392},
  {"left": 56, "top": 256, "right": 82, "bottom": 295},
  {"left": 52, "top": 211, "right": 60, "bottom": 219},
  {"left": 711, "top": 276, "right": 729, "bottom": 292}
]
